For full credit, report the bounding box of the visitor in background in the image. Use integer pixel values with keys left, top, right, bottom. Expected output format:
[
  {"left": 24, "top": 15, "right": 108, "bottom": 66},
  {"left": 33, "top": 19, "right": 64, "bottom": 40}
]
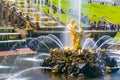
[
  {"left": 81, "top": 13, "right": 90, "bottom": 25},
  {"left": 114, "top": 24, "right": 117, "bottom": 31},
  {"left": 88, "top": 0, "right": 92, "bottom": 3},
  {"left": 117, "top": 24, "right": 120, "bottom": 31},
  {"left": 97, "top": 21, "right": 101, "bottom": 30},
  {"left": 106, "top": 23, "right": 110, "bottom": 30},
  {"left": 91, "top": 21, "right": 96, "bottom": 30},
  {"left": 110, "top": 23, "right": 114, "bottom": 31},
  {"left": 81, "top": 13, "right": 120, "bottom": 31}
]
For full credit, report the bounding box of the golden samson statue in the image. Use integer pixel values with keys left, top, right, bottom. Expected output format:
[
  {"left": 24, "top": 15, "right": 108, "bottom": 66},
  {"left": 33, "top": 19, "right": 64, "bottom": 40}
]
[{"left": 67, "top": 20, "right": 83, "bottom": 50}]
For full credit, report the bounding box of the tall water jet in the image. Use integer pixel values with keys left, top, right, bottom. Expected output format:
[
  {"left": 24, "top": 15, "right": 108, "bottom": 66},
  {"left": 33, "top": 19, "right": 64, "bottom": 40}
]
[
  {"left": 92, "top": 35, "right": 112, "bottom": 49},
  {"left": 82, "top": 38, "right": 96, "bottom": 51},
  {"left": 48, "top": 34, "right": 64, "bottom": 48},
  {"left": 68, "top": 0, "right": 82, "bottom": 25},
  {"left": 64, "top": 0, "right": 82, "bottom": 48},
  {"left": 28, "top": 35, "right": 64, "bottom": 52},
  {"left": 97, "top": 38, "right": 113, "bottom": 51}
]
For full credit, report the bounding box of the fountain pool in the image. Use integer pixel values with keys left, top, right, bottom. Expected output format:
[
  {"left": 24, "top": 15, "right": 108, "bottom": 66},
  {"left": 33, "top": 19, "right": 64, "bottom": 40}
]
[{"left": 0, "top": 34, "right": 119, "bottom": 80}]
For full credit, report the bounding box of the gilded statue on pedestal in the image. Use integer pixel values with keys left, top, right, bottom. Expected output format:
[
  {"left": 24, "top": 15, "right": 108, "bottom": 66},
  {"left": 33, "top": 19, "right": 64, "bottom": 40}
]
[
  {"left": 25, "top": 21, "right": 33, "bottom": 30},
  {"left": 67, "top": 20, "right": 83, "bottom": 50}
]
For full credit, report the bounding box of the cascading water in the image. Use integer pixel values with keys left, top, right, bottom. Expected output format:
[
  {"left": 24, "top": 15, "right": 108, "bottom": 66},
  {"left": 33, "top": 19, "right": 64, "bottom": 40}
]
[
  {"left": 39, "top": 41, "right": 49, "bottom": 50},
  {"left": 28, "top": 34, "right": 64, "bottom": 51},
  {"left": 92, "top": 35, "right": 112, "bottom": 49},
  {"left": 15, "top": 34, "right": 63, "bottom": 68},
  {"left": 81, "top": 35, "right": 115, "bottom": 79},
  {"left": 95, "top": 37, "right": 113, "bottom": 79},
  {"left": 0, "top": 38, "right": 34, "bottom": 73},
  {"left": 35, "top": 40, "right": 50, "bottom": 52},
  {"left": 0, "top": 56, "right": 8, "bottom": 66},
  {"left": 106, "top": 38, "right": 120, "bottom": 52},
  {"left": 0, "top": 39, "right": 29, "bottom": 66},
  {"left": 0, "top": 33, "right": 119, "bottom": 80},
  {"left": 0, "top": 41, "right": 27, "bottom": 79},
  {"left": 0, "top": 41, "right": 26, "bottom": 73},
  {"left": 97, "top": 38, "right": 113, "bottom": 52},
  {"left": 10, "top": 43, "right": 19, "bottom": 50},
  {"left": 32, "top": 53, "right": 50, "bottom": 67},
  {"left": 38, "top": 36, "right": 64, "bottom": 49},
  {"left": 9, "top": 56, "right": 21, "bottom": 73},
  {"left": 7, "top": 67, "right": 52, "bottom": 80},
  {"left": 64, "top": 27, "right": 73, "bottom": 47},
  {"left": 48, "top": 34, "right": 64, "bottom": 49},
  {"left": 81, "top": 38, "right": 96, "bottom": 51},
  {"left": 10, "top": 34, "right": 63, "bottom": 73}
]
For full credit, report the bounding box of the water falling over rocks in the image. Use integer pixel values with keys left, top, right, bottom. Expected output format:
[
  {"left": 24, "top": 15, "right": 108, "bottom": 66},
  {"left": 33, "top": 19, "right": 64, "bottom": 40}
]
[
  {"left": 27, "top": 34, "right": 64, "bottom": 52},
  {"left": 41, "top": 48, "right": 119, "bottom": 78}
]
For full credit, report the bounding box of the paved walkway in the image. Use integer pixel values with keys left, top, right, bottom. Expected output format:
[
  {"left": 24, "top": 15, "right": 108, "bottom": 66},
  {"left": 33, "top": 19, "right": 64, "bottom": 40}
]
[{"left": 0, "top": 48, "right": 35, "bottom": 56}]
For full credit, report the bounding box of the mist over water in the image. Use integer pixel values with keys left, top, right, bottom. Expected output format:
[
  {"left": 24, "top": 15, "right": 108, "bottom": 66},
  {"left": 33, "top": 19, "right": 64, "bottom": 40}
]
[{"left": 68, "top": 0, "right": 82, "bottom": 25}]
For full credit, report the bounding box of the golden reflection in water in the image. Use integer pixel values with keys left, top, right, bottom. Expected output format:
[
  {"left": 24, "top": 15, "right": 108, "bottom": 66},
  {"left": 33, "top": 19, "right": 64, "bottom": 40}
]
[{"left": 51, "top": 74, "right": 85, "bottom": 80}]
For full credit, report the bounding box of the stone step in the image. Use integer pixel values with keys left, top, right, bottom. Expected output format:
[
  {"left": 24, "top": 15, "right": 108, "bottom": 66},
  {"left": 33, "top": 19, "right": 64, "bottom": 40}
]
[
  {"left": 0, "top": 27, "right": 14, "bottom": 30},
  {"left": 0, "top": 36, "right": 21, "bottom": 41},
  {"left": 0, "top": 30, "right": 14, "bottom": 32},
  {"left": 31, "top": 20, "right": 59, "bottom": 26},
  {"left": 0, "top": 28, "right": 15, "bottom": 33},
  {"left": 29, "top": 13, "right": 43, "bottom": 17},
  {"left": 30, "top": 16, "right": 51, "bottom": 21},
  {"left": 84, "top": 30, "right": 118, "bottom": 33},
  {"left": 0, "top": 33, "right": 20, "bottom": 36},
  {"left": 0, "top": 39, "right": 25, "bottom": 44}
]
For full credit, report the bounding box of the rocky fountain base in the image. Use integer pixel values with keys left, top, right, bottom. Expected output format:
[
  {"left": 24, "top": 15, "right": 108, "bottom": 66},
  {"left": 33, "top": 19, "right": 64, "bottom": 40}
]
[{"left": 42, "top": 48, "right": 119, "bottom": 78}]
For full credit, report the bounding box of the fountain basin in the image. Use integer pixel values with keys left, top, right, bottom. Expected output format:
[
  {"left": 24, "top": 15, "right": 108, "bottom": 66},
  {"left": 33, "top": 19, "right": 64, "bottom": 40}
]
[{"left": 42, "top": 48, "right": 119, "bottom": 78}]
